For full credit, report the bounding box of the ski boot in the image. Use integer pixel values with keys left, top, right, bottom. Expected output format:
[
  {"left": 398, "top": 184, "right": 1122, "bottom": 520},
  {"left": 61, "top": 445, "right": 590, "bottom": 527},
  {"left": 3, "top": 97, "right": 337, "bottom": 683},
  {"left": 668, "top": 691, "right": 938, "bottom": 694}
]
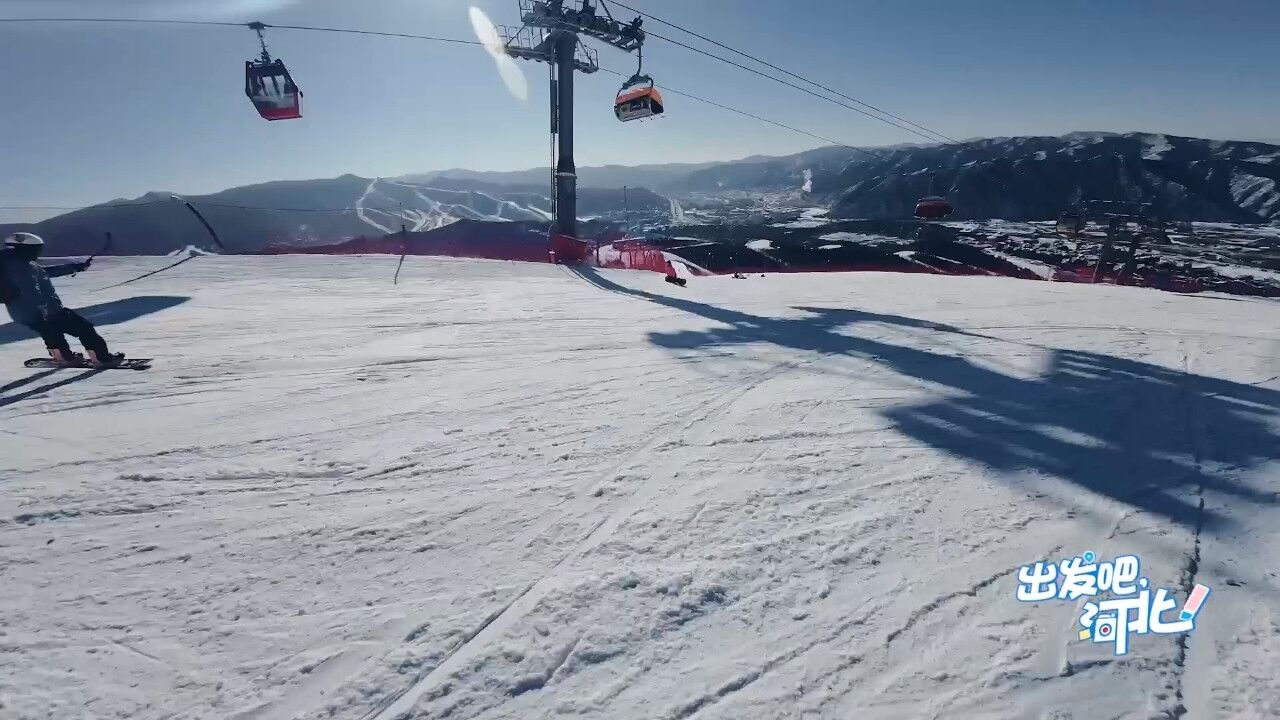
[
  {"left": 87, "top": 350, "right": 126, "bottom": 368},
  {"left": 48, "top": 348, "right": 85, "bottom": 366}
]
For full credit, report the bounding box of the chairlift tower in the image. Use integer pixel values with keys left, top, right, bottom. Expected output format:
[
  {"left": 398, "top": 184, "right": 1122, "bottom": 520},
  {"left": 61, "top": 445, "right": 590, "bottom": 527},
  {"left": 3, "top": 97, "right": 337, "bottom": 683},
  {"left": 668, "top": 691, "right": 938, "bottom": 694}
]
[
  {"left": 1062, "top": 200, "right": 1167, "bottom": 284},
  {"left": 501, "top": 0, "right": 645, "bottom": 251}
]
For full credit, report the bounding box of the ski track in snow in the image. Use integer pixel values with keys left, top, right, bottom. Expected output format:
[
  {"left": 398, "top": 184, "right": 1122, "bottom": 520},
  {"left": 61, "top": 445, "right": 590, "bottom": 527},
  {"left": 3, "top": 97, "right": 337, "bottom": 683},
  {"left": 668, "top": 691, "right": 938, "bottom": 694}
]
[
  {"left": 369, "top": 355, "right": 807, "bottom": 720},
  {"left": 1, "top": 256, "right": 1278, "bottom": 720}
]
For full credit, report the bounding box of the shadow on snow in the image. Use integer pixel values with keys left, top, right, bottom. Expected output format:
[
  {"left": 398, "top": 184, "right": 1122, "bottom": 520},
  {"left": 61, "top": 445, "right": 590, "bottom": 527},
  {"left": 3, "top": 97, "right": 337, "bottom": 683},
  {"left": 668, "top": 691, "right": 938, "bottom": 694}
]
[
  {"left": 0, "top": 295, "right": 190, "bottom": 347},
  {"left": 571, "top": 267, "right": 1280, "bottom": 532},
  {"left": 0, "top": 368, "right": 104, "bottom": 409}
]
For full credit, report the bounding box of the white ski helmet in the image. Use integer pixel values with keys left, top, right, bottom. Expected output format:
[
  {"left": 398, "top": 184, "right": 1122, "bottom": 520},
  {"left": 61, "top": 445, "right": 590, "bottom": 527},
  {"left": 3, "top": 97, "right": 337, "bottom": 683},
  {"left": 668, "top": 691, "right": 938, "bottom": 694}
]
[{"left": 3, "top": 232, "right": 44, "bottom": 247}]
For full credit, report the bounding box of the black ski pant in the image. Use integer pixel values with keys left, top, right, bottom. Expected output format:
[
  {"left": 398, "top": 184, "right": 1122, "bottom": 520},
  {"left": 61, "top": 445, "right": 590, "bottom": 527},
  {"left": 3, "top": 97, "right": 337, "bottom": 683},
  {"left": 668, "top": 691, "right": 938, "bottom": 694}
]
[{"left": 27, "top": 309, "right": 110, "bottom": 357}]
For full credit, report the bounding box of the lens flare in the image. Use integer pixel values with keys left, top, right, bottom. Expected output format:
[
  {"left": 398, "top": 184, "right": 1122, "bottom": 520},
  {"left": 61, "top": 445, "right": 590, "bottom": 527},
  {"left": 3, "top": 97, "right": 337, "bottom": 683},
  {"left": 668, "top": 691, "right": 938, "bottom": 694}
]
[{"left": 469, "top": 6, "right": 528, "bottom": 102}]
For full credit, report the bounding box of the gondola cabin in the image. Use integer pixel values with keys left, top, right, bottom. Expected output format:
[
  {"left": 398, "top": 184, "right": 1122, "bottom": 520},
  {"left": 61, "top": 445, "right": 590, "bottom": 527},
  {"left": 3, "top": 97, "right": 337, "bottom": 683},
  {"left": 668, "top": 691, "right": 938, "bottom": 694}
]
[
  {"left": 245, "top": 59, "right": 302, "bottom": 121},
  {"left": 914, "top": 196, "right": 954, "bottom": 221},
  {"left": 615, "top": 80, "right": 664, "bottom": 122}
]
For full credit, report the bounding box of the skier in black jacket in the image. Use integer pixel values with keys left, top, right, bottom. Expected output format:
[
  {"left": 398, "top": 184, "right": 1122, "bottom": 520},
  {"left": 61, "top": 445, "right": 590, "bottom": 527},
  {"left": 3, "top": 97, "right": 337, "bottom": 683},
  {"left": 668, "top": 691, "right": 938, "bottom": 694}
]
[{"left": 1, "top": 233, "right": 123, "bottom": 366}]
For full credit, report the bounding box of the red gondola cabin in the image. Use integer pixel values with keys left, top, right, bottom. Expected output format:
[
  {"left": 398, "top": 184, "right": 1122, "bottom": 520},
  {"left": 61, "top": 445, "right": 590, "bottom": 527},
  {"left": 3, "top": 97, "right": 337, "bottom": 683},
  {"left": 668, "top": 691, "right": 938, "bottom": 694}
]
[
  {"left": 245, "top": 59, "right": 302, "bottom": 121},
  {"left": 914, "top": 196, "right": 954, "bottom": 220}
]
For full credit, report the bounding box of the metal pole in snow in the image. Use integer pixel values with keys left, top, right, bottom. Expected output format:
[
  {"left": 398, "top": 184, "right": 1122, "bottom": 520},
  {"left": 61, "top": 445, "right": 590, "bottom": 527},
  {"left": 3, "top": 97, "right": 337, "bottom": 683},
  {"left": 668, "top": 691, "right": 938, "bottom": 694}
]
[
  {"left": 172, "top": 195, "right": 228, "bottom": 253},
  {"left": 90, "top": 231, "right": 112, "bottom": 263},
  {"left": 391, "top": 222, "right": 407, "bottom": 284}
]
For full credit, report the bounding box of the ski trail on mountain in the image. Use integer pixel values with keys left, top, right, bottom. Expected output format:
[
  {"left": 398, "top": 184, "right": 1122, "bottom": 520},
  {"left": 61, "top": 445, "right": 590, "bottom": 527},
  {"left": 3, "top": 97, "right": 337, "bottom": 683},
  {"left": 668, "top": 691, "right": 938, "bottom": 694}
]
[{"left": 356, "top": 179, "right": 394, "bottom": 234}]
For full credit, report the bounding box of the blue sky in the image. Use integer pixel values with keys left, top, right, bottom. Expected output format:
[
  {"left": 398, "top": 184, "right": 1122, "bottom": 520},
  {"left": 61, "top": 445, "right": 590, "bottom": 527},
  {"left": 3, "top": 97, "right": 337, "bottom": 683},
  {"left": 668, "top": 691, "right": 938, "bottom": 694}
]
[{"left": 1, "top": 0, "right": 1277, "bottom": 221}]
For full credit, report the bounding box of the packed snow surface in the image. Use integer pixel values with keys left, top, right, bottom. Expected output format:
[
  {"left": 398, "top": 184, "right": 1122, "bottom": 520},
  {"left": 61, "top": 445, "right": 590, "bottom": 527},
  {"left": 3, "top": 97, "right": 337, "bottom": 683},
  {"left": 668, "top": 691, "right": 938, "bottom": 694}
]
[{"left": 2, "top": 256, "right": 1279, "bottom": 720}]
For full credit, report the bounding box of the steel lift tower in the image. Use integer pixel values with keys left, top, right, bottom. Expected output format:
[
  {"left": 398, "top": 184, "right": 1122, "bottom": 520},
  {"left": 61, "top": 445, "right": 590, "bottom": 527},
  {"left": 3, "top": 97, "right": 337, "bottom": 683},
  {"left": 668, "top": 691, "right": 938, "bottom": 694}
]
[{"left": 501, "top": 1, "right": 645, "bottom": 259}]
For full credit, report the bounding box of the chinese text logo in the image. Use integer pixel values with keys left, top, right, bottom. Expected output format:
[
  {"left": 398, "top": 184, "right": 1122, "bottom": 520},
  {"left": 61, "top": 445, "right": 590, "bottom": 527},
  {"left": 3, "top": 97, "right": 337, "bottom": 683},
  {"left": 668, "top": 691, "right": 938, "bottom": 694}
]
[{"left": 1015, "top": 551, "right": 1211, "bottom": 655}]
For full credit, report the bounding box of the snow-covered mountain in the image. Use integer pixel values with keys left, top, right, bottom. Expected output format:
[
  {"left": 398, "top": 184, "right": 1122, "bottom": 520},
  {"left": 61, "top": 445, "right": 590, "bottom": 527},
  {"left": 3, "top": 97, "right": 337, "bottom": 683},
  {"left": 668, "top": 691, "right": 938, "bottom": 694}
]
[
  {"left": 679, "top": 133, "right": 1280, "bottom": 223},
  {"left": 399, "top": 161, "right": 730, "bottom": 192},
  {"left": 9, "top": 132, "right": 1280, "bottom": 256},
  {"left": 8, "top": 176, "right": 666, "bottom": 256}
]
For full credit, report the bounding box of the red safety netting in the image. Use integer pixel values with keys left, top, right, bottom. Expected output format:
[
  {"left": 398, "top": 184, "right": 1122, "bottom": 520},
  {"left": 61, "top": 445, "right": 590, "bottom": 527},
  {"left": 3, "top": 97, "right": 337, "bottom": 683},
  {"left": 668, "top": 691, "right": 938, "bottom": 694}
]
[{"left": 593, "top": 239, "right": 678, "bottom": 274}]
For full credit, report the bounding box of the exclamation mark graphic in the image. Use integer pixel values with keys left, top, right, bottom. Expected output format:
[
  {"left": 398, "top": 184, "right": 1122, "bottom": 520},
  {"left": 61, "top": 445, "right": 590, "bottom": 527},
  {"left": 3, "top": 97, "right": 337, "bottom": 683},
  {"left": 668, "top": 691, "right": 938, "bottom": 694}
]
[{"left": 1180, "top": 584, "right": 1211, "bottom": 622}]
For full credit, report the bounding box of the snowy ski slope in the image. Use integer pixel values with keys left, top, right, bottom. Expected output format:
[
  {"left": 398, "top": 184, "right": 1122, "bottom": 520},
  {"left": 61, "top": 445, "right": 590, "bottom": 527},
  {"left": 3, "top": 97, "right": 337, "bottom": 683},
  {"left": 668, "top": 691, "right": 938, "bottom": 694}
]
[{"left": 1, "top": 257, "right": 1278, "bottom": 719}]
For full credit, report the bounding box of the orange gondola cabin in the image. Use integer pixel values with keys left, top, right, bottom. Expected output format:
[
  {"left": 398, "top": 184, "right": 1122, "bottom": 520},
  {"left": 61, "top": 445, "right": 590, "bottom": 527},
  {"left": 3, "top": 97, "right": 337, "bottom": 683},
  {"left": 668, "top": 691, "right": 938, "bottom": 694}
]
[{"left": 615, "top": 76, "right": 664, "bottom": 122}]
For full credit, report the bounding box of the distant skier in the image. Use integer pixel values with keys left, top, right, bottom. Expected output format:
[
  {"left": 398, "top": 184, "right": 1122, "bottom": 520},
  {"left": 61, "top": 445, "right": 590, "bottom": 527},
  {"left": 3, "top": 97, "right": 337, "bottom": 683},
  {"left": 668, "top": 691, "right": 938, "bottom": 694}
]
[{"left": 1, "top": 233, "right": 123, "bottom": 367}]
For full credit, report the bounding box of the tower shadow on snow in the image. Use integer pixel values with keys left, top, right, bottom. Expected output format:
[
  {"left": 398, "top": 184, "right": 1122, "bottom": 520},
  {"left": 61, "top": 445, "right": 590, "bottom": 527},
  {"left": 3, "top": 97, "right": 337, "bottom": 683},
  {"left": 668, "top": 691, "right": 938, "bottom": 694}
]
[
  {"left": 570, "top": 266, "right": 1280, "bottom": 532},
  {"left": 0, "top": 295, "right": 190, "bottom": 347}
]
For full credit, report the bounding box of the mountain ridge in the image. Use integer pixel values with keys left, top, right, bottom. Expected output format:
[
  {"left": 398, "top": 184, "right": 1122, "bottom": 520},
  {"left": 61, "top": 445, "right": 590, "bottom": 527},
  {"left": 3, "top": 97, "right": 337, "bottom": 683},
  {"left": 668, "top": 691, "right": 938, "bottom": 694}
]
[
  {"left": 677, "top": 131, "right": 1280, "bottom": 223},
  {"left": 6, "top": 132, "right": 1278, "bottom": 255}
]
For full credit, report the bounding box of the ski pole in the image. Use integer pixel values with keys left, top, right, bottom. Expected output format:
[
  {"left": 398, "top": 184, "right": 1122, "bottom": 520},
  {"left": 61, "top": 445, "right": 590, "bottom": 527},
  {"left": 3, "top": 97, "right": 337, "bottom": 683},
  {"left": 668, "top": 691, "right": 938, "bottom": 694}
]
[{"left": 74, "top": 231, "right": 112, "bottom": 277}]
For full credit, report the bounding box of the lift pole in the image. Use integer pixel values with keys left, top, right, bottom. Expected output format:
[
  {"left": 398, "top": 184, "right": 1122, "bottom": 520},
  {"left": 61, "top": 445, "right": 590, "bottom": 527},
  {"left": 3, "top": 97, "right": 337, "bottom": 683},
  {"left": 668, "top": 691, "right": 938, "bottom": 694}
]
[
  {"left": 501, "top": 0, "right": 645, "bottom": 261},
  {"left": 554, "top": 30, "right": 578, "bottom": 241}
]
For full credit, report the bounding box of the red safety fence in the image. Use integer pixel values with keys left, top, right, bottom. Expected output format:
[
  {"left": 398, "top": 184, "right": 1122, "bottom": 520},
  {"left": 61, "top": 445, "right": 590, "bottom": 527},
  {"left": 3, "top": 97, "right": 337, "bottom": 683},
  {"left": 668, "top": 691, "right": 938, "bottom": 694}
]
[
  {"left": 262, "top": 225, "right": 682, "bottom": 275},
  {"left": 260, "top": 222, "right": 552, "bottom": 264},
  {"left": 550, "top": 233, "right": 592, "bottom": 266},
  {"left": 593, "top": 239, "right": 680, "bottom": 274},
  {"left": 257, "top": 225, "right": 1279, "bottom": 297}
]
